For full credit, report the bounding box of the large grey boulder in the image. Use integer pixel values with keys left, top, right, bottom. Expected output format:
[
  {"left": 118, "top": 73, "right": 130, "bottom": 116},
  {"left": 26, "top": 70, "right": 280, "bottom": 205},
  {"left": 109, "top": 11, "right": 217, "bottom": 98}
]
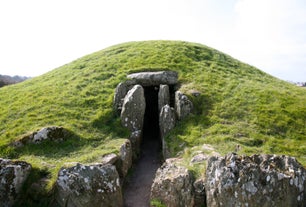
[
  {"left": 150, "top": 158, "right": 194, "bottom": 207},
  {"left": 113, "top": 80, "right": 136, "bottom": 114},
  {"left": 127, "top": 71, "right": 178, "bottom": 86},
  {"left": 158, "top": 84, "right": 170, "bottom": 113},
  {"left": 12, "top": 126, "right": 69, "bottom": 147},
  {"left": 121, "top": 85, "right": 146, "bottom": 132},
  {"left": 0, "top": 158, "right": 32, "bottom": 207},
  {"left": 175, "top": 91, "right": 193, "bottom": 120},
  {"left": 53, "top": 163, "right": 122, "bottom": 207},
  {"left": 205, "top": 153, "right": 306, "bottom": 207}
]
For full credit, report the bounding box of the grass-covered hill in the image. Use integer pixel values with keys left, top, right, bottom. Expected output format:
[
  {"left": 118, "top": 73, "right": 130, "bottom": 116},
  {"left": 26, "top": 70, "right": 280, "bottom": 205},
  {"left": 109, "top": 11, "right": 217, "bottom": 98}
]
[{"left": 0, "top": 40, "right": 305, "bottom": 187}]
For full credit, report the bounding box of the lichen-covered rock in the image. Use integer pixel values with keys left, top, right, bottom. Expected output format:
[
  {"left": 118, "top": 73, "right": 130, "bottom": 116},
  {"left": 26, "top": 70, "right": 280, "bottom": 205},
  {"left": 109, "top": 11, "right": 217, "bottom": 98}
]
[
  {"left": 0, "top": 158, "right": 32, "bottom": 207},
  {"left": 158, "top": 84, "right": 170, "bottom": 113},
  {"left": 53, "top": 163, "right": 122, "bottom": 207},
  {"left": 159, "top": 105, "right": 176, "bottom": 138},
  {"left": 118, "top": 139, "right": 132, "bottom": 178},
  {"left": 127, "top": 71, "right": 178, "bottom": 86},
  {"left": 12, "top": 126, "right": 69, "bottom": 147},
  {"left": 113, "top": 80, "right": 136, "bottom": 114},
  {"left": 150, "top": 158, "right": 194, "bottom": 207},
  {"left": 129, "top": 130, "right": 142, "bottom": 159},
  {"left": 121, "top": 85, "right": 146, "bottom": 132},
  {"left": 175, "top": 91, "right": 193, "bottom": 120},
  {"left": 205, "top": 153, "right": 306, "bottom": 207},
  {"left": 159, "top": 105, "right": 176, "bottom": 159}
]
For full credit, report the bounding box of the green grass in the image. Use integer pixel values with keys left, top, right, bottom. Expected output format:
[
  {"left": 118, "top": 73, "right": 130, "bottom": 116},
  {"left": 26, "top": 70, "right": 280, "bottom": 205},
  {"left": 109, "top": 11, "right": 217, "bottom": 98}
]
[{"left": 0, "top": 40, "right": 305, "bottom": 197}]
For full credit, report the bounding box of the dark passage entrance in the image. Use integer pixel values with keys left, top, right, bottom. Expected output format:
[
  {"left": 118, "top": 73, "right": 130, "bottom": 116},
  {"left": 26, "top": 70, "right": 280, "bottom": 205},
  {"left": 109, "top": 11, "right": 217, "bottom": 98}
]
[
  {"left": 143, "top": 86, "right": 161, "bottom": 141},
  {"left": 123, "top": 86, "right": 162, "bottom": 207}
]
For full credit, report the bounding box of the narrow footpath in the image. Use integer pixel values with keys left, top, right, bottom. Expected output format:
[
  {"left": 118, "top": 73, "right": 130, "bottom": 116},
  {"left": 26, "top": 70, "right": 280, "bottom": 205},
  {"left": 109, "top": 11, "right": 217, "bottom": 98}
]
[{"left": 123, "top": 134, "right": 161, "bottom": 207}]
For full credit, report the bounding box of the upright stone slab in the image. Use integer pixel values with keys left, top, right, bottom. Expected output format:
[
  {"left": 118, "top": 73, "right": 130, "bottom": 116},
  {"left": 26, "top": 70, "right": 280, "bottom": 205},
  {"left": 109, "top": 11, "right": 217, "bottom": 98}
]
[
  {"left": 159, "top": 105, "right": 176, "bottom": 158},
  {"left": 175, "top": 91, "right": 193, "bottom": 120},
  {"left": 205, "top": 153, "right": 306, "bottom": 207},
  {"left": 158, "top": 84, "right": 170, "bottom": 113},
  {"left": 127, "top": 71, "right": 178, "bottom": 86},
  {"left": 53, "top": 163, "right": 123, "bottom": 207},
  {"left": 120, "top": 85, "right": 146, "bottom": 132}
]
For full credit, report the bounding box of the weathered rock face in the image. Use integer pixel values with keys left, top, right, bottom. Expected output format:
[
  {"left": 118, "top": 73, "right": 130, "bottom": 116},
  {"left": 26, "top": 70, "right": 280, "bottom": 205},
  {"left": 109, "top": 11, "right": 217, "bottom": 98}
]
[
  {"left": 205, "top": 153, "right": 306, "bottom": 207},
  {"left": 150, "top": 158, "right": 194, "bottom": 207},
  {"left": 121, "top": 85, "right": 146, "bottom": 132},
  {"left": 113, "top": 80, "right": 136, "bottom": 114},
  {"left": 159, "top": 105, "right": 176, "bottom": 159},
  {"left": 118, "top": 139, "right": 132, "bottom": 178},
  {"left": 12, "top": 126, "right": 69, "bottom": 147},
  {"left": 53, "top": 163, "right": 122, "bottom": 207},
  {"left": 159, "top": 105, "right": 176, "bottom": 138},
  {"left": 127, "top": 71, "right": 178, "bottom": 86},
  {"left": 129, "top": 130, "right": 142, "bottom": 159},
  {"left": 0, "top": 158, "right": 32, "bottom": 207},
  {"left": 158, "top": 84, "right": 170, "bottom": 113},
  {"left": 175, "top": 91, "right": 193, "bottom": 120}
]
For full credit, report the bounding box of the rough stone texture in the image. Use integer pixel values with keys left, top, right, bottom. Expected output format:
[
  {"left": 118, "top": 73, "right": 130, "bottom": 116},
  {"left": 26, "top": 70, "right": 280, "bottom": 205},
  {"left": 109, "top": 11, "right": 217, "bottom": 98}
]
[
  {"left": 53, "top": 163, "right": 122, "bottom": 207},
  {"left": 193, "top": 178, "right": 206, "bottom": 207},
  {"left": 205, "top": 153, "right": 306, "bottom": 207},
  {"left": 12, "top": 126, "right": 69, "bottom": 147},
  {"left": 159, "top": 105, "right": 176, "bottom": 159},
  {"left": 127, "top": 71, "right": 178, "bottom": 86},
  {"left": 0, "top": 158, "right": 32, "bottom": 207},
  {"left": 150, "top": 158, "right": 194, "bottom": 207},
  {"left": 129, "top": 130, "right": 142, "bottom": 159},
  {"left": 113, "top": 82, "right": 128, "bottom": 114},
  {"left": 117, "top": 139, "right": 132, "bottom": 178},
  {"left": 191, "top": 153, "right": 208, "bottom": 163},
  {"left": 175, "top": 91, "right": 193, "bottom": 120},
  {"left": 101, "top": 153, "right": 118, "bottom": 165},
  {"left": 121, "top": 85, "right": 146, "bottom": 132},
  {"left": 159, "top": 105, "right": 176, "bottom": 138},
  {"left": 158, "top": 84, "right": 170, "bottom": 113},
  {"left": 113, "top": 80, "right": 136, "bottom": 114}
]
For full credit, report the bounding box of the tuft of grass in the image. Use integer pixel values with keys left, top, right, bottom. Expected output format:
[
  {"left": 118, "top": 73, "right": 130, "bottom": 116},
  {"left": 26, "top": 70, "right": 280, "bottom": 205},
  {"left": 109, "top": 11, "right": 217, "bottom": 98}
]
[{"left": 0, "top": 40, "right": 305, "bottom": 198}]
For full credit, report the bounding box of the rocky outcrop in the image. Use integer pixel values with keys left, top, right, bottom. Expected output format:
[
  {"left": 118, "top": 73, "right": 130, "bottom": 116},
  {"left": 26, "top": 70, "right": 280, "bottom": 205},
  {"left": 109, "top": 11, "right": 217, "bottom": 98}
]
[
  {"left": 175, "top": 91, "right": 193, "bottom": 120},
  {"left": 12, "top": 126, "right": 70, "bottom": 147},
  {"left": 121, "top": 85, "right": 146, "bottom": 132},
  {"left": 0, "top": 158, "right": 32, "bottom": 207},
  {"left": 53, "top": 163, "right": 122, "bottom": 207},
  {"left": 205, "top": 153, "right": 306, "bottom": 207},
  {"left": 150, "top": 158, "right": 194, "bottom": 207},
  {"left": 158, "top": 84, "right": 170, "bottom": 113},
  {"left": 127, "top": 71, "right": 178, "bottom": 86}
]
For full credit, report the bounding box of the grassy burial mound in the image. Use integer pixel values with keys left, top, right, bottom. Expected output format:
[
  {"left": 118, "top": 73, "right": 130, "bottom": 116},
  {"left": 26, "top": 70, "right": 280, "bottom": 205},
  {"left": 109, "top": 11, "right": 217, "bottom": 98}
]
[{"left": 0, "top": 40, "right": 305, "bottom": 194}]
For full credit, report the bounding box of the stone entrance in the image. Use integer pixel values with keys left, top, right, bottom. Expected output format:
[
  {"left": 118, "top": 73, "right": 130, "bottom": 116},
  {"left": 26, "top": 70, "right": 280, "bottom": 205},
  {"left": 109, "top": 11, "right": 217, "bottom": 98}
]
[{"left": 114, "top": 70, "right": 193, "bottom": 158}]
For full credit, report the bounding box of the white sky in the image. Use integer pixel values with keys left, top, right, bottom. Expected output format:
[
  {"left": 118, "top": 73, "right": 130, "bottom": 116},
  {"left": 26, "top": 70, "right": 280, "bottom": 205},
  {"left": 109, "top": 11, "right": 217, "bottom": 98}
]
[{"left": 0, "top": 0, "right": 305, "bottom": 81}]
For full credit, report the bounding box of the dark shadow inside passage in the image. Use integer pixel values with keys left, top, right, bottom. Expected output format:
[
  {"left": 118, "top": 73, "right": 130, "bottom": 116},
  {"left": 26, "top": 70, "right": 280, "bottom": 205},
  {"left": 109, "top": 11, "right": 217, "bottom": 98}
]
[{"left": 143, "top": 86, "right": 161, "bottom": 142}]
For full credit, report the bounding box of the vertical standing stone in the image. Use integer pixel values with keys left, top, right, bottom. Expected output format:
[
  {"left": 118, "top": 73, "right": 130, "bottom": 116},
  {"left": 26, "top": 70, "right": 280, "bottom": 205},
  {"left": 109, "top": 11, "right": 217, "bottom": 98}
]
[
  {"left": 175, "top": 91, "right": 193, "bottom": 120},
  {"left": 158, "top": 84, "right": 170, "bottom": 113},
  {"left": 159, "top": 104, "right": 176, "bottom": 158},
  {"left": 120, "top": 85, "right": 146, "bottom": 132}
]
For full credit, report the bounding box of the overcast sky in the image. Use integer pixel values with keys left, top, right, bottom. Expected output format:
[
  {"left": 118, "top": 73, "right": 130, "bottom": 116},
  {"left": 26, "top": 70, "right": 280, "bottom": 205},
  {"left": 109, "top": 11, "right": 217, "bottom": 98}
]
[{"left": 0, "top": 0, "right": 305, "bottom": 81}]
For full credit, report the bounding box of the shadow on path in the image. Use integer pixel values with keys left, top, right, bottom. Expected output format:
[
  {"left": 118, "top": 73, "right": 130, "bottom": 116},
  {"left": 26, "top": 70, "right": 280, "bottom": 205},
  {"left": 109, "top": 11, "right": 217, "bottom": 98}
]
[{"left": 123, "top": 133, "right": 161, "bottom": 207}]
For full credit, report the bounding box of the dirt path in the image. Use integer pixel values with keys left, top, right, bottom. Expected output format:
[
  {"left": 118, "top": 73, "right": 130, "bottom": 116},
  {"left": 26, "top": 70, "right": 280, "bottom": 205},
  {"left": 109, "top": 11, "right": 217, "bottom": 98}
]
[{"left": 123, "top": 137, "right": 162, "bottom": 207}]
